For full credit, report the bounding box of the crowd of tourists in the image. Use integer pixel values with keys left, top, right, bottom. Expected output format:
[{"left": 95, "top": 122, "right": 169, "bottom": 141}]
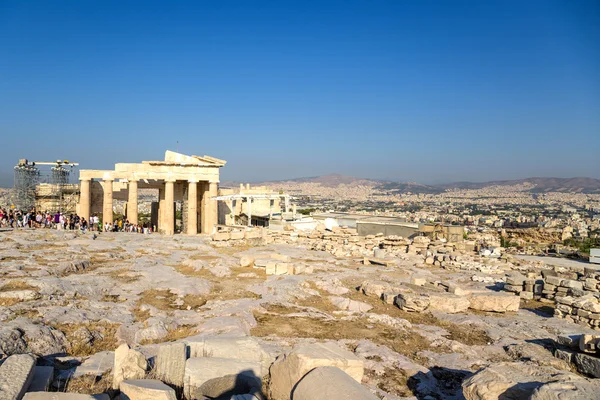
[{"left": 0, "top": 208, "right": 152, "bottom": 233}]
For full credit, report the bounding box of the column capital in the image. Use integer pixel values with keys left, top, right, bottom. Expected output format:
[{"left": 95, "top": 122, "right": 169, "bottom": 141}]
[
  {"left": 79, "top": 177, "right": 91, "bottom": 182},
  {"left": 188, "top": 179, "right": 198, "bottom": 184},
  {"left": 164, "top": 178, "right": 177, "bottom": 183},
  {"left": 103, "top": 178, "right": 114, "bottom": 183}
]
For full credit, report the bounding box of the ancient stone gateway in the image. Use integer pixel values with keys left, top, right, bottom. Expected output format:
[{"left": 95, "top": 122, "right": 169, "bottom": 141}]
[{"left": 76, "top": 150, "right": 226, "bottom": 235}]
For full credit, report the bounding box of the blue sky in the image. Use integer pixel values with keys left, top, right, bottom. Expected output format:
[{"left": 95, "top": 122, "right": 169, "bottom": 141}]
[{"left": 1, "top": 0, "right": 599, "bottom": 186}]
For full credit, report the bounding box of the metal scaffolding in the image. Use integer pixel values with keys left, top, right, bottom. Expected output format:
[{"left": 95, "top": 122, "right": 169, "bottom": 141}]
[
  {"left": 11, "top": 159, "right": 39, "bottom": 211},
  {"left": 10, "top": 159, "right": 79, "bottom": 212}
]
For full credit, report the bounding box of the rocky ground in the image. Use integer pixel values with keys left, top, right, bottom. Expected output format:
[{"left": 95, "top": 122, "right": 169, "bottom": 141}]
[{"left": 1, "top": 229, "right": 599, "bottom": 399}]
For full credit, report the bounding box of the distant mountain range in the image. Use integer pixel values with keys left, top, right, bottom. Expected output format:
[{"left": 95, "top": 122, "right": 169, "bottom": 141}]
[{"left": 246, "top": 174, "right": 600, "bottom": 194}]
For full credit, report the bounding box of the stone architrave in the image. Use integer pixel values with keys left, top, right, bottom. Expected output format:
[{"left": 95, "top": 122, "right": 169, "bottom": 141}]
[{"left": 76, "top": 151, "right": 226, "bottom": 235}]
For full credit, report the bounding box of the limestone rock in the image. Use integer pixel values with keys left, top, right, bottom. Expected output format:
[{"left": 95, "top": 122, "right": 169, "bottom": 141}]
[
  {"left": 328, "top": 296, "right": 373, "bottom": 313},
  {"left": 154, "top": 342, "right": 187, "bottom": 388},
  {"left": 573, "top": 352, "right": 600, "bottom": 378},
  {"left": 462, "top": 362, "right": 581, "bottom": 400},
  {"left": 427, "top": 293, "right": 470, "bottom": 314},
  {"left": 0, "top": 290, "right": 39, "bottom": 302},
  {"left": 0, "top": 353, "right": 36, "bottom": 400},
  {"left": 269, "top": 342, "right": 364, "bottom": 400},
  {"left": 468, "top": 292, "right": 520, "bottom": 313},
  {"left": 113, "top": 344, "right": 148, "bottom": 390},
  {"left": 505, "top": 343, "right": 571, "bottom": 371},
  {"left": 360, "top": 280, "right": 400, "bottom": 298},
  {"left": 120, "top": 379, "right": 177, "bottom": 400},
  {"left": 0, "top": 320, "right": 68, "bottom": 357},
  {"left": 292, "top": 366, "right": 378, "bottom": 400},
  {"left": 395, "top": 293, "right": 430, "bottom": 312},
  {"left": 530, "top": 380, "right": 600, "bottom": 399}
]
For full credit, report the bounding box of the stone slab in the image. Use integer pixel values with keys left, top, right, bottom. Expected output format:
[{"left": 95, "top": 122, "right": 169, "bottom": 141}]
[
  {"left": 120, "top": 379, "right": 177, "bottom": 400},
  {"left": 154, "top": 342, "right": 186, "bottom": 388},
  {"left": 184, "top": 357, "right": 262, "bottom": 400},
  {"left": 0, "top": 353, "right": 36, "bottom": 400},
  {"left": 27, "top": 366, "right": 54, "bottom": 392},
  {"left": 293, "top": 366, "right": 377, "bottom": 400},
  {"left": 23, "top": 394, "right": 110, "bottom": 400},
  {"left": 269, "top": 342, "right": 364, "bottom": 400}
]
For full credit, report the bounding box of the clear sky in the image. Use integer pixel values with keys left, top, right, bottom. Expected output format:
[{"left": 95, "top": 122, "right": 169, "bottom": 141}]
[{"left": 1, "top": 0, "right": 599, "bottom": 186}]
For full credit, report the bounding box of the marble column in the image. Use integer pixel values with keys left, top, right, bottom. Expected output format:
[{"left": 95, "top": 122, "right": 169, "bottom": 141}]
[
  {"left": 103, "top": 179, "right": 113, "bottom": 225},
  {"left": 127, "top": 179, "right": 138, "bottom": 225},
  {"left": 164, "top": 180, "right": 175, "bottom": 235},
  {"left": 200, "top": 182, "right": 208, "bottom": 234},
  {"left": 207, "top": 182, "right": 218, "bottom": 234},
  {"left": 79, "top": 178, "right": 91, "bottom": 221},
  {"left": 187, "top": 180, "right": 198, "bottom": 235}
]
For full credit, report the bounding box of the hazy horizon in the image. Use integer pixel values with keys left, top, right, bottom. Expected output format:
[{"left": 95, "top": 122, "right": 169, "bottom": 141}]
[{"left": 1, "top": 1, "right": 599, "bottom": 187}]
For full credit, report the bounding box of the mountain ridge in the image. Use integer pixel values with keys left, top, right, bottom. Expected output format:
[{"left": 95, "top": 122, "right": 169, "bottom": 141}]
[{"left": 224, "top": 175, "right": 600, "bottom": 194}]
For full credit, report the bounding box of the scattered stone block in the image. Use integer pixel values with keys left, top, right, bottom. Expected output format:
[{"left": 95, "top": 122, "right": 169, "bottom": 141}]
[
  {"left": 72, "top": 351, "right": 114, "bottom": 378},
  {"left": 195, "top": 373, "right": 261, "bottom": 399},
  {"left": 462, "top": 362, "right": 579, "bottom": 400},
  {"left": 395, "top": 293, "right": 430, "bottom": 312},
  {"left": 520, "top": 291, "right": 534, "bottom": 300},
  {"left": 213, "top": 232, "right": 231, "bottom": 241},
  {"left": 184, "top": 357, "right": 261, "bottom": 400},
  {"left": 410, "top": 276, "right": 427, "bottom": 286},
  {"left": 274, "top": 263, "right": 289, "bottom": 275},
  {"left": 269, "top": 342, "right": 364, "bottom": 400},
  {"left": 240, "top": 256, "right": 255, "bottom": 267},
  {"left": 382, "top": 292, "right": 397, "bottom": 305},
  {"left": 113, "top": 344, "right": 148, "bottom": 390},
  {"left": 120, "top": 379, "right": 177, "bottom": 400},
  {"left": 27, "top": 366, "right": 54, "bottom": 392},
  {"left": 265, "top": 261, "right": 278, "bottom": 275},
  {"left": 427, "top": 293, "right": 470, "bottom": 314},
  {"left": 545, "top": 276, "right": 562, "bottom": 286},
  {"left": 554, "top": 348, "right": 574, "bottom": 364},
  {"left": 0, "top": 353, "right": 35, "bottom": 400},
  {"left": 468, "top": 292, "right": 520, "bottom": 313},
  {"left": 23, "top": 394, "right": 110, "bottom": 400},
  {"left": 328, "top": 296, "right": 373, "bottom": 313},
  {"left": 187, "top": 336, "right": 267, "bottom": 368},
  {"left": 230, "top": 231, "right": 245, "bottom": 240},
  {"left": 154, "top": 342, "right": 187, "bottom": 388},
  {"left": 561, "top": 280, "right": 584, "bottom": 290},
  {"left": 270, "top": 254, "right": 291, "bottom": 262},
  {"left": 530, "top": 380, "right": 600, "bottom": 400},
  {"left": 292, "top": 366, "right": 378, "bottom": 400},
  {"left": 363, "top": 256, "right": 391, "bottom": 266},
  {"left": 573, "top": 352, "right": 600, "bottom": 378}
]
